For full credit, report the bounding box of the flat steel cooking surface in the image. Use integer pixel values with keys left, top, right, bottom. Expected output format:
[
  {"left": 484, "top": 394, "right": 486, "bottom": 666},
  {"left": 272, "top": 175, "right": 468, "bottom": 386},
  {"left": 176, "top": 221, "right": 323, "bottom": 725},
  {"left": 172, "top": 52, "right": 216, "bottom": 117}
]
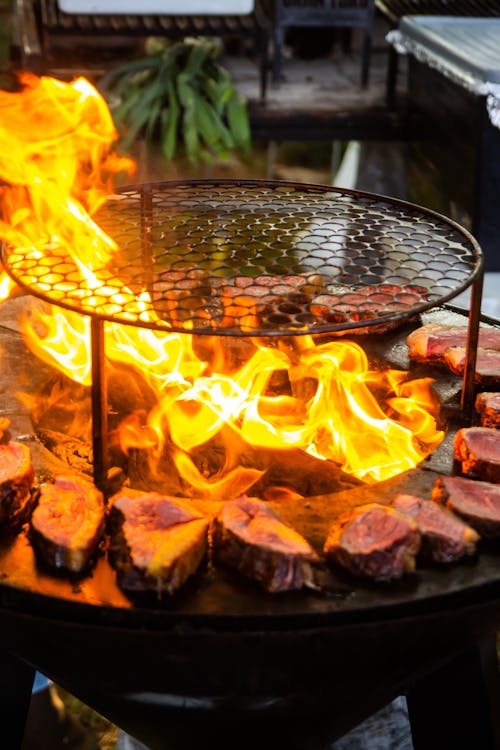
[
  {"left": 2, "top": 180, "right": 482, "bottom": 336},
  {"left": 0, "top": 306, "right": 499, "bottom": 629}
]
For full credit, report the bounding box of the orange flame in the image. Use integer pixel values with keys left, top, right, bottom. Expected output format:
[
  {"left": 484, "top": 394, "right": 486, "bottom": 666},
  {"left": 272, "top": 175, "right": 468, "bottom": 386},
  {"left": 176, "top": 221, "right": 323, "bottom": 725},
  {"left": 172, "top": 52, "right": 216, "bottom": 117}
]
[
  {"left": 0, "top": 74, "right": 444, "bottom": 491},
  {"left": 26, "top": 314, "right": 442, "bottom": 484},
  {"left": 0, "top": 73, "right": 134, "bottom": 299}
]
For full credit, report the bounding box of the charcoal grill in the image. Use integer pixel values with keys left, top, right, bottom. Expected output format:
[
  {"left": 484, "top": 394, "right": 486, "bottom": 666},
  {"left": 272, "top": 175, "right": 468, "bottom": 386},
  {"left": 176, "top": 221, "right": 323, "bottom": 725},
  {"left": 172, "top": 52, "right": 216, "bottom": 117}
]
[
  {"left": 1, "top": 180, "right": 499, "bottom": 750},
  {"left": 1, "top": 179, "right": 485, "bottom": 491}
]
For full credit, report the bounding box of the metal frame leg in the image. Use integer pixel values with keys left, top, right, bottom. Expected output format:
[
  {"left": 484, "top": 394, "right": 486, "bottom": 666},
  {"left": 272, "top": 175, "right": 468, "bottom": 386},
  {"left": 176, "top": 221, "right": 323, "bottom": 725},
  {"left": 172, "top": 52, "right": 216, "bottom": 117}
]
[
  {"left": 0, "top": 650, "right": 35, "bottom": 749},
  {"left": 361, "top": 29, "right": 371, "bottom": 88},
  {"left": 90, "top": 316, "right": 108, "bottom": 494},
  {"left": 407, "top": 636, "right": 500, "bottom": 750},
  {"left": 258, "top": 27, "right": 269, "bottom": 104},
  {"left": 272, "top": 23, "right": 285, "bottom": 83},
  {"left": 386, "top": 45, "right": 399, "bottom": 110}
]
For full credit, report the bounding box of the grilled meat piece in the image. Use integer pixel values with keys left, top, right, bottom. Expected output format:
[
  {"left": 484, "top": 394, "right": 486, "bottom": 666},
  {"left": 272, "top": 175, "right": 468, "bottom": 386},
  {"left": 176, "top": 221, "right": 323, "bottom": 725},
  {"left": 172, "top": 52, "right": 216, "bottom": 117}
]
[
  {"left": 30, "top": 475, "right": 105, "bottom": 573},
  {"left": 407, "top": 323, "right": 500, "bottom": 362},
  {"left": 443, "top": 347, "right": 500, "bottom": 387},
  {"left": 432, "top": 474, "right": 500, "bottom": 538},
  {"left": 323, "top": 503, "right": 421, "bottom": 581},
  {"left": 391, "top": 493, "right": 479, "bottom": 563},
  {"left": 212, "top": 496, "right": 319, "bottom": 592},
  {"left": 108, "top": 492, "right": 209, "bottom": 596},
  {"left": 454, "top": 427, "right": 500, "bottom": 483},
  {"left": 310, "top": 284, "right": 426, "bottom": 335},
  {"left": 475, "top": 392, "right": 500, "bottom": 428},
  {"left": 0, "top": 441, "right": 35, "bottom": 533}
]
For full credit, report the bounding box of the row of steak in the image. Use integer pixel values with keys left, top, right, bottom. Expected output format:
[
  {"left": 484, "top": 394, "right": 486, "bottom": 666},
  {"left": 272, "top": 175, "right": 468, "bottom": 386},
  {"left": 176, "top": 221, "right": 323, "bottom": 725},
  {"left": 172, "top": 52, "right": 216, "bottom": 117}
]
[
  {"left": 0, "top": 443, "right": 320, "bottom": 593},
  {"left": 2, "top": 433, "right": 498, "bottom": 591},
  {"left": 407, "top": 322, "right": 500, "bottom": 387},
  {"left": 322, "top": 322, "right": 500, "bottom": 582}
]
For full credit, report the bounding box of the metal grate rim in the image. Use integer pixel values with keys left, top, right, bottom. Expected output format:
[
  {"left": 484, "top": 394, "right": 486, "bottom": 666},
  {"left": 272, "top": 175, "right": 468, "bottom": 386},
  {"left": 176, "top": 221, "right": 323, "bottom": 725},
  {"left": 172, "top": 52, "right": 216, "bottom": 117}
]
[{"left": 2, "top": 179, "right": 483, "bottom": 337}]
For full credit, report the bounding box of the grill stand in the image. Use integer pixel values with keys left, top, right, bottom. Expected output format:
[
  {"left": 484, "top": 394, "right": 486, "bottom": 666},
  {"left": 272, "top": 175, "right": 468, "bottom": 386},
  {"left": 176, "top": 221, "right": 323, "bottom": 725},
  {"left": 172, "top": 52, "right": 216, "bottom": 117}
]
[
  {"left": 460, "top": 265, "right": 483, "bottom": 416},
  {"left": 90, "top": 317, "right": 108, "bottom": 494},
  {"left": 2, "top": 636, "right": 500, "bottom": 749},
  {"left": 407, "top": 636, "right": 500, "bottom": 750},
  {"left": 0, "top": 650, "right": 36, "bottom": 748}
]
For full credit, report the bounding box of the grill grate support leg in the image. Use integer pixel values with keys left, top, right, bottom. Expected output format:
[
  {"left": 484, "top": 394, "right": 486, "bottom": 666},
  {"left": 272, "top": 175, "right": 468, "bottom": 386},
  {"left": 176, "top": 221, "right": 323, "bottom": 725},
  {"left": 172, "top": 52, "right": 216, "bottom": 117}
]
[{"left": 90, "top": 316, "right": 108, "bottom": 495}]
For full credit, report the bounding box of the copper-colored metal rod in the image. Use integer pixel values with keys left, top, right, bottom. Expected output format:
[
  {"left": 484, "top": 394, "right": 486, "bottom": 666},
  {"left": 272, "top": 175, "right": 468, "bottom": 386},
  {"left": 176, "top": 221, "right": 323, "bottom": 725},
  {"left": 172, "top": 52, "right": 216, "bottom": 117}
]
[
  {"left": 460, "top": 265, "right": 484, "bottom": 418},
  {"left": 90, "top": 315, "right": 108, "bottom": 494}
]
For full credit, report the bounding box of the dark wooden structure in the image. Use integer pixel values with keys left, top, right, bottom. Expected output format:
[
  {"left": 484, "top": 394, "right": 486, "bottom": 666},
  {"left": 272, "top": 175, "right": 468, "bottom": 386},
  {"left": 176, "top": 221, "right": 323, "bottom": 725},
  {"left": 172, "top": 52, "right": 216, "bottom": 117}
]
[
  {"left": 259, "top": 0, "right": 376, "bottom": 85},
  {"left": 13, "top": 0, "right": 271, "bottom": 101}
]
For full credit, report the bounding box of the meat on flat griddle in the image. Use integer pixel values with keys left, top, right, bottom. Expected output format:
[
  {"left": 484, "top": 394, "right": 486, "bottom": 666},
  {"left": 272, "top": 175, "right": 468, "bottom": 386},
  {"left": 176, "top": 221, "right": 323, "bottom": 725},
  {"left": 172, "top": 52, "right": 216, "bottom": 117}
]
[
  {"left": 30, "top": 475, "right": 105, "bottom": 573},
  {"left": 323, "top": 503, "right": 421, "bottom": 581},
  {"left": 407, "top": 323, "right": 500, "bottom": 362},
  {"left": 212, "top": 496, "right": 319, "bottom": 592},
  {"left": 310, "top": 284, "right": 426, "bottom": 335},
  {"left": 432, "top": 474, "right": 500, "bottom": 538},
  {"left": 454, "top": 427, "right": 500, "bottom": 483},
  {"left": 476, "top": 392, "right": 500, "bottom": 428},
  {"left": 0, "top": 441, "right": 35, "bottom": 533},
  {"left": 108, "top": 492, "right": 209, "bottom": 596},
  {"left": 391, "top": 493, "right": 479, "bottom": 563},
  {"left": 443, "top": 347, "right": 500, "bottom": 388}
]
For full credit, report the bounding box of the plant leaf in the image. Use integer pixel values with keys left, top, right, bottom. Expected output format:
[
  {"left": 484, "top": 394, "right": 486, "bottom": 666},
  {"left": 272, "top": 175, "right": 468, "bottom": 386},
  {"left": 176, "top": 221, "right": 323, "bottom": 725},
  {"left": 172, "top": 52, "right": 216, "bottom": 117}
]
[
  {"left": 162, "top": 80, "right": 179, "bottom": 160},
  {"left": 100, "top": 54, "right": 163, "bottom": 90},
  {"left": 145, "top": 98, "right": 162, "bottom": 144},
  {"left": 226, "top": 90, "right": 251, "bottom": 153}
]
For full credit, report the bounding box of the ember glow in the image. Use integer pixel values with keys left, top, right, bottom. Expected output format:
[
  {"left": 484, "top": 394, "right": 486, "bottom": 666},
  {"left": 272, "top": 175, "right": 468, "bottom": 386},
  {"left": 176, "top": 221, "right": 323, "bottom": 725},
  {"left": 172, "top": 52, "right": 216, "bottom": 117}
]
[{"left": 0, "top": 74, "right": 445, "bottom": 491}]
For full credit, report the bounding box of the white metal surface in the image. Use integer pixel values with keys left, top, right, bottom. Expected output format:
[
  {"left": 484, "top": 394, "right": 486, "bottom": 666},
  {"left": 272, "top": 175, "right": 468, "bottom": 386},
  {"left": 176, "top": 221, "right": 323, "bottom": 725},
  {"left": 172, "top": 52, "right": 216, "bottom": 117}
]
[{"left": 58, "top": 0, "right": 253, "bottom": 15}]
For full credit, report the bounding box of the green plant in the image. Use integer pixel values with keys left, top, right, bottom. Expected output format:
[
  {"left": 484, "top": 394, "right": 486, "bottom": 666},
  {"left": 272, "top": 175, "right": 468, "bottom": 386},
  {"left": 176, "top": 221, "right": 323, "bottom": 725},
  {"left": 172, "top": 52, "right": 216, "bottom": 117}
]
[{"left": 101, "top": 36, "right": 251, "bottom": 164}]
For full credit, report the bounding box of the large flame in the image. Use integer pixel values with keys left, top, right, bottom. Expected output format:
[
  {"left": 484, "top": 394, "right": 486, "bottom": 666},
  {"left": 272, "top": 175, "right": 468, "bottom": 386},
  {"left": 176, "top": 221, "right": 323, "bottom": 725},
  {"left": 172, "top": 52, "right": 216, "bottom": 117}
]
[
  {"left": 0, "top": 74, "right": 444, "bottom": 493},
  {"left": 0, "top": 73, "right": 133, "bottom": 296}
]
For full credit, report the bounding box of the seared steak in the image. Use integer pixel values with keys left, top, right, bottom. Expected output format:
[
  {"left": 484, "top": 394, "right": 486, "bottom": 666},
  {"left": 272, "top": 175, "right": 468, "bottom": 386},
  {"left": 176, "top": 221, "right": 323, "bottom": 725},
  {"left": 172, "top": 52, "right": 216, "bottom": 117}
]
[
  {"left": 475, "top": 392, "right": 500, "bottom": 428},
  {"left": 212, "top": 496, "right": 319, "bottom": 592},
  {"left": 391, "top": 493, "right": 479, "bottom": 563},
  {"left": 30, "top": 475, "right": 105, "bottom": 573},
  {"left": 108, "top": 491, "right": 209, "bottom": 596},
  {"left": 454, "top": 427, "right": 500, "bottom": 482},
  {"left": 443, "top": 347, "right": 500, "bottom": 387},
  {"left": 432, "top": 474, "right": 500, "bottom": 538},
  {"left": 0, "top": 441, "right": 35, "bottom": 533},
  {"left": 407, "top": 323, "right": 500, "bottom": 362},
  {"left": 310, "top": 283, "right": 426, "bottom": 335},
  {"left": 323, "top": 503, "right": 421, "bottom": 581}
]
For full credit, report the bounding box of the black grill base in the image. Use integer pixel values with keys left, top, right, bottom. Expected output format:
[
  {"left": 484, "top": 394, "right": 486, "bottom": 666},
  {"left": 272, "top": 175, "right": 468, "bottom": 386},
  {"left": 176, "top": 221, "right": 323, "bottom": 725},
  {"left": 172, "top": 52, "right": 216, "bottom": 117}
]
[{"left": 2, "top": 601, "right": 500, "bottom": 750}]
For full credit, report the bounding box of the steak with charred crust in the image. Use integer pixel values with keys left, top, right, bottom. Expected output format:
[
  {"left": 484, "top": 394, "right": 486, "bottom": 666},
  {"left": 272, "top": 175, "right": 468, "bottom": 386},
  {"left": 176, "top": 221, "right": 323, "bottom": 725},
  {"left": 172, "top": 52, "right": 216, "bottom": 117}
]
[
  {"left": 432, "top": 475, "right": 500, "bottom": 538},
  {"left": 108, "top": 491, "right": 209, "bottom": 596},
  {"left": 391, "top": 493, "right": 479, "bottom": 563},
  {"left": 407, "top": 323, "right": 500, "bottom": 362},
  {"left": 443, "top": 347, "right": 500, "bottom": 388},
  {"left": 30, "top": 475, "right": 105, "bottom": 573},
  {"left": 454, "top": 427, "right": 500, "bottom": 483},
  {"left": 212, "top": 496, "right": 319, "bottom": 592},
  {"left": 0, "top": 441, "right": 35, "bottom": 534},
  {"left": 324, "top": 503, "right": 421, "bottom": 581},
  {"left": 475, "top": 392, "right": 500, "bottom": 428}
]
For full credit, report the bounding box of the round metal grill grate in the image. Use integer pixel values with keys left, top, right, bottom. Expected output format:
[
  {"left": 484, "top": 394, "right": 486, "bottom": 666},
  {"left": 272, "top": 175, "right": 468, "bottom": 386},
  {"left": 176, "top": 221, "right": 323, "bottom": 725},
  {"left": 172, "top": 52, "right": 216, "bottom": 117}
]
[{"left": 2, "top": 180, "right": 482, "bottom": 336}]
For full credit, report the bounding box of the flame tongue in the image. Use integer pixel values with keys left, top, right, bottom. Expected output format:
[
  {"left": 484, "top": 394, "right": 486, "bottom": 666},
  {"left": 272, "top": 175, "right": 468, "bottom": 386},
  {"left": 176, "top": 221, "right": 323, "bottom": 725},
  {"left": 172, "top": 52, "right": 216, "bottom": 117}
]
[
  {"left": 115, "top": 332, "right": 443, "bottom": 485},
  {"left": 0, "top": 74, "right": 444, "bottom": 492},
  {"left": 0, "top": 73, "right": 134, "bottom": 294}
]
